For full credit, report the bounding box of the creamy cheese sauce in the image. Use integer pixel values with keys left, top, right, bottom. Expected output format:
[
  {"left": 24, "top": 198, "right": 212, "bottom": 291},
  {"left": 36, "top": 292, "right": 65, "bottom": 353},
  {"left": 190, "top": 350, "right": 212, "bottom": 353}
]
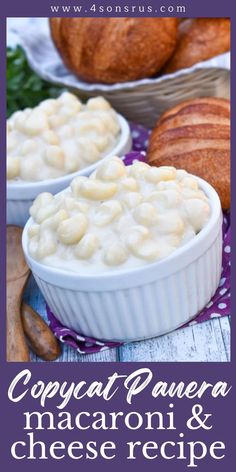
[
  {"left": 27, "top": 158, "right": 211, "bottom": 274},
  {"left": 7, "top": 93, "right": 120, "bottom": 182}
]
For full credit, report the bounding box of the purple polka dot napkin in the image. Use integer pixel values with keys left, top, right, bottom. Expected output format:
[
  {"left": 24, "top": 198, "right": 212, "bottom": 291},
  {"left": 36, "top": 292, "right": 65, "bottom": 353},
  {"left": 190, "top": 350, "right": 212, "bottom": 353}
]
[{"left": 47, "top": 123, "right": 231, "bottom": 354}]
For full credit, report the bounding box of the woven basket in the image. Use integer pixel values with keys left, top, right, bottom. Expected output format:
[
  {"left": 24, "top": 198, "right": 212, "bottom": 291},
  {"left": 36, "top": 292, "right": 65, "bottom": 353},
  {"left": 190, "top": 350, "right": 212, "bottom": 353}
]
[
  {"left": 9, "top": 18, "right": 230, "bottom": 128},
  {"left": 74, "top": 68, "right": 230, "bottom": 128}
]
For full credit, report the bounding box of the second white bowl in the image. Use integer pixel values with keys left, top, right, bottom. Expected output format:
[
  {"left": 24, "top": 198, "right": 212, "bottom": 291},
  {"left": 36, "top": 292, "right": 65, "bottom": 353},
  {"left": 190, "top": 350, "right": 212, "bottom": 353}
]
[{"left": 7, "top": 114, "right": 132, "bottom": 227}]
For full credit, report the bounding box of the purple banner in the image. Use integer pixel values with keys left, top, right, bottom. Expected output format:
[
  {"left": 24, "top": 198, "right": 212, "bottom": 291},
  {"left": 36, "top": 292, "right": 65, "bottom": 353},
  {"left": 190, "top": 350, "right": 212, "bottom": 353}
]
[
  {"left": 4, "top": 0, "right": 232, "bottom": 17},
  {"left": 1, "top": 364, "right": 234, "bottom": 470}
]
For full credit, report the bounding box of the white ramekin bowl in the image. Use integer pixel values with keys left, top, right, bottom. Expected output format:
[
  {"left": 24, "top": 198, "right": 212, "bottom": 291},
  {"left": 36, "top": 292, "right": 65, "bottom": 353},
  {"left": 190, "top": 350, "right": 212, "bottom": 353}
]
[
  {"left": 22, "top": 176, "right": 222, "bottom": 342},
  {"left": 7, "top": 114, "right": 132, "bottom": 227}
]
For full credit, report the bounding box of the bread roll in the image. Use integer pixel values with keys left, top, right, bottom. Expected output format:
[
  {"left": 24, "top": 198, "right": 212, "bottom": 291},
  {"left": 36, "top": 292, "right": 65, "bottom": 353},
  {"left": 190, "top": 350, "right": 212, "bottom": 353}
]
[
  {"left": 147, "top": 97, "right": 230, "bottom": 209},
  {"left": 50, "top": 18, "right": 178, "bottom": 84},
  {"left": 164, "top": 18, "right": 230, "bottom": 73}
]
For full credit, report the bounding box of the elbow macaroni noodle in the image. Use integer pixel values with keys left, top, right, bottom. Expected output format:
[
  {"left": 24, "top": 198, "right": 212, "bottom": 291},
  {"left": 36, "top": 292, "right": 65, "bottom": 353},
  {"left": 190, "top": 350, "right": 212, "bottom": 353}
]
[
  {"left": 7, "top": 93, "right": 120, "bottom": 182},
  {"left": 28, "top": 158, "right": 211, "bottom": 274}
]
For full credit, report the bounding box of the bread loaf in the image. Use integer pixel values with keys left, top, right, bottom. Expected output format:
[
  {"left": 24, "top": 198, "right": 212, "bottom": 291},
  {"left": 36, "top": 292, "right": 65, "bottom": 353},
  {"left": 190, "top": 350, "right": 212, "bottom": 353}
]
[
  {"left": 147, "top": 97, "right": 230, "bottom": 209},
  {"left": 50, "top": 18, "right": 178, "bottom": 84},
  {"left": 164, "top": 18, "right": 230, "bottom": 73}
]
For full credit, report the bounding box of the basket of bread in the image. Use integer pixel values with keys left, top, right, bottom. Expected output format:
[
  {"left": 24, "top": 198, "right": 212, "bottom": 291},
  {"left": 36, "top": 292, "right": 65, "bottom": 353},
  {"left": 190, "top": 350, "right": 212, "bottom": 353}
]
[{"left": 9, "top": 17, "right": 230, "bottom": 127}]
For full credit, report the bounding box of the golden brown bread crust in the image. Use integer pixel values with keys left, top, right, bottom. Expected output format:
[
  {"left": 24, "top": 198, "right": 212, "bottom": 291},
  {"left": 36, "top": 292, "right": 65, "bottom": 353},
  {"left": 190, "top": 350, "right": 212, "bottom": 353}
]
[
  {"left": 49, "top": 17, "right": 178, "bottom": 83},
  {"left": 164, "top": 18, "right": 230, "bottom": 73},
  {"left": 147, "top": 98, "right": 230, "bottom": 209}
]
